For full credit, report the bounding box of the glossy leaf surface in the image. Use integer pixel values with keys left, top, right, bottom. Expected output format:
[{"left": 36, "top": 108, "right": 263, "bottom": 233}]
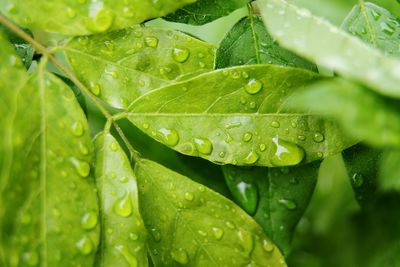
[
  {"left": 0, "top": 0, "right": 198, "bottom": 35},
  {"left": 216, "top": 15, "right": 317, "bottom": 71},
  {"left": 222, "top": 162, "right": 318, "bottom": 255},
  {"left": 135, "top": 159, "right": 287, "bottom": 266},
  {"left": 0, "top": 35, "right": 99, "bottom": 266},
  {"left": 94, "top": 132, "right": 148, "bottom": 267},
  {"left": 64, "top": 26, "right": 215, "bottom": 109},
  {"left": 258, "top": 0, "right": 400, "bottom": 99},
  {"left": 128, "top": 65, "right": 352, "bottom": 167},
  {"left": 164, "top": 0, "right": 249, "bottom": 25}
]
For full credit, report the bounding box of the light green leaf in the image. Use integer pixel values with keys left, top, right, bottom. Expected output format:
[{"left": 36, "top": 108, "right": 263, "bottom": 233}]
[
  {"left": 222, "top": 162, "right": 318, "bottom": 255},
  {"left": 258, "top": 0, "right": 400, "bottom": 99},
  {"left": 94, "top": 132, "right": 148, "bottom": 267},
  {"left": 127, "top": 65, "right": 352, "bottom": 167},
  {"left": 135, "top": 159, "right": 287, "bottom": 266},
  {"left": 64, "top": 25, "right": 215, "bottom": 109},
  {"left": 164, "top": 0, "right": 249, "bottom": 25},
  {"left": 342, "top": 2, "right": 400, "bottom": 57},
  {"left": 0, "top": 34, "right": 99, "bottom": 266},
  {"left": 0, "top": 0, "right": 199, "bottom": 35},
  {"left": 216, "top": 15, "right": 317, "bottom": 71}
]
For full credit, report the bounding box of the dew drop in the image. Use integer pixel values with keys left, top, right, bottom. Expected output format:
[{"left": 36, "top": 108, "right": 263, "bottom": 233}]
[
  {"left": 110, "top": 141, "right": 119, "bottom": 152},
  {"left": 81, "top": 211, "right": 98, "bottom": 230},
  {"left": 212, "top": 227, "right": 224, "bottom": 240},
  {"left": 270, "top": 121, "right": 280, "bottom": 128},
  {"left": 270, "top": 136, "right": 304, "bottom": 166},
  {"left": 243, "top": 132, "right": 253, "bottom": 142},
  {"left": 262, "top": 239, "right": 275, "bottom": 252},
  {"left": 243, "top": 150, "right": 260, "bottom": 165},
  {"left": 219, "top": 151, "right": 226, "bottom": 158},
  {"left": 144, "top": 36, "right": 159, "bottom": 48},
  {"left": 230, "top": 70, "right": 241, "bottom": 79},
  {"left": 172, "top": 47, "right": 190, "bottom": 63},
  {"left": 114, "top": 192, "right": 133, "bottom": 217},
  {"left": 184, "top": 192, "right": 194, "bottom": 202},
  {"left": 71, "top": 158, "right": 91, "bottom": 178},
  {"left": 245, "top": 79, "right": 263, "bottom": 94},
  {"left": 76, "top": 235, "right": 93, "bottom": 255},
  {"left": 297, "top": 135, "right": 306, "bottom": 141},
  {"left": 278, "top": 198, "right": 297, "bottom": 210},
  {"left": 237, "top": 230, "right": 254, "bottom": 256},
  {"left": 225, "top": 221, "right": 235, "bottom": 229},
  {"left": 193, "top": 137, "right": 213, "bottom": 155},
  {"left": 158, "top": 128, "right": 179, "bottom": 146},
  {"left": 352, "top": 173, "right": 364, "bottom": 188},
  {"left": 313, "top": 132, "right": 325, "bottom": 143},
  {"left": 259, "top": 143, "right": 266, "bottom": 152},
  {"left": 150, "top": 228, "right": 161, "bottom": 242},
  {"left": 198, "top": 230, "right": 207, "bottom": 237},
  {"left": 116, "top": 245, "right": 138, "bottom": 267},
  {"left": 234, "top": 181, "right": 259, "bottom": 214},
  {"left": 85, "top": 8, "right": 115, "bottom": 33},
  {"left": 71, "top": 122, "right": 84, "bottom": 137},
  {"left": 129, "top": 232, "right": 139, "bottom": 241},
  {"left": 171, "top": 248, "right": 188, "bottom": 264}
]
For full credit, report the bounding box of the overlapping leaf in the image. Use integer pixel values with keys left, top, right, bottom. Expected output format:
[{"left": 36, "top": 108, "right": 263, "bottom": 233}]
[
  {"left": 0, "top": 34, "right": 99, "bottom": 266},
  {"left": 64, "top": 26, "right": 215, "bottom": 109},
  {"left": 135, "top": 159, "right": 287, "bottom": 266},
  {"left": 0, "top": 0, "right": 199, "bottom": 35},
  {"left": 258, "top": 0, "right": 400, "bottom": 99},
  {"left": 128, "top": 65, "right": 352, "bottom": 167},
  {"left": 164, "top": 0, "right": 249, "bottom": 25},
  {"left": 94, "top": 132, "right": 148, "bottom": 267}
]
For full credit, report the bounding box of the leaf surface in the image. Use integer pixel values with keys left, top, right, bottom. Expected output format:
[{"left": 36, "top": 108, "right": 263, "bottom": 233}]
[
  {"left": 64, "top": 26, "right": 215, "bottom": 109},
  {"left": 258, "top": 0, "right": 400, "bottom": 99},
  {"left": 378, "top": 149, "right": 400, "bottom": 192},
  {"left": 0, "top": 0, "right": 199, "bottom": 35},
  {"left": 135, "top": 159, "right": 287, "bottom": 266},
  {"left": 128, "top": 65, "right": 352, "bottom": 167},
  {"left": 0, "top": 34, "right": 99, "bottom": 266},
  {"left": 164, "top": 0, "right": 249, "bottom": 25}
]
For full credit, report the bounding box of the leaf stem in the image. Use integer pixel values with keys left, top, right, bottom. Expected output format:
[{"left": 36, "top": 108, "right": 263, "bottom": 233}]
[
  {"left": 0, "top": 14, "right": 141, "bottom": 162},
  {"left": 247, "top": 3, "right": 262, "bottom": 64}
]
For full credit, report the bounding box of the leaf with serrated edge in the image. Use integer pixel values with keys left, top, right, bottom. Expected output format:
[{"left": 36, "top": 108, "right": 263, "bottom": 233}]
[
  {"left": 128, "top": 65, "right": 352, "bottom": 167},
  {"left": 0, "top": 34, "right": 99, "bottom": 266},
  {"left": 64, "top": 26, "right": 215, "bottom": 109},
  {"left": 94, "top": 132, "right": 148, "bottom": 267},
  {"left": 258, "top": 0, "right": 400, "bottom": 99},
  {"left": 135, "top": 159, "right": 287, "bottom": 266},
  {"left": 0, "top": 0, "right": 199, "bottom": 35}
]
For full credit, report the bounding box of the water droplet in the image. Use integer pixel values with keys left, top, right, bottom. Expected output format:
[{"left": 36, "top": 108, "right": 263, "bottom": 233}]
[
  {"left": 81, "top": 211, "right": 98, "bottom": 230},
  {"left": 212, "top": 227, "right": 224, "bottom": 240},
  {"left": 270, "top": 136, "right": 304, "bottom": 166},
  {"left": 116, "top": 245, "right": 138, "bottom": 267},
  {"left": 243, "top": 132, "right": 253, "bottom": 142},
  {"left": 313, "top": 132, "right": 324, "bottom": 143},
  {"left": 172, "top": 47, "right": 190, "bottom": 63},
  {"left": 66, "top": 7, "right": 77, "bottom": 18},
  {"left": 85, "top": 8, "right": 115, "bottom": 33},
  {"left": 184, "top": 192, "right": 194, "bottom": 201},
  {"left": 243, "top": 150, "right": 260, "bottom": 165},
  {"left": 71, "top": 158, "right": 91, "bottom": 178},
  {"left": 120, "top": 176, "right": 129, "bottom": 183},
  {"left": 76, "top": 235, "right": 93, "bottom": 255},
  {"left": 352, "top": 173, "right": 364, "bottom": 188},
  {"left": 271, "top": 121, "right": 280, "bottom": 128},
  {"left": 259, "top": 143, "right": 266, "bottom": 152},
  {"left": 171, "top": 248, "right": 188, "bottom": 264},
  {"left": 144, "top": 36, "right": 159, "bottom": 48},
  {"left": 158, "top": 128, "right": 179, "bottom": 146},
  {"left": 198, "top": 230, "right": 207, "bottom": 237},
  {"left": 230, "top": 70, "right": 241, "bottom": 79},
  {"left": 114, "top": 192, "right": 133, "bottom": 217},
  {"left": 129, "top": 232, "right": 139, "bottom": 241},
  {"left": 219, "top": 151, "right": 226, "bottom": 158},
  {"left": 110, "top": 141, "right": 119, "bottom": 151},
  {"left": 234, "top": 181, "right": 259, "bottom": 214},
  {"left": 71, "top": 122, "right": 84, "bottom": 137},
  {"left": 278, "top": 198, "right": 297, "bottom": 210},
  {"left": 237, "top": 230, "right": 254, "bottom": 256},
  {"left": 225, "top": 221, "right": 235, "bottom": 229},
  {"left": 242, "top": 71, "right": 250, "bottom": 78},
  {"left": 297, "top": 135, "right": 306, "bottom": 141},
  {"left": 150, "top": 228, "right": 161, "bottom": 242},
  {"left": 193, "top": 137, "right": 213, "bottom": 155},
  {"left": 22, "top": 251, "right": 39, "bottom": 266},
  {"left": 245, "top": 79, "right": 263, "bottom": 94},
  {"left": 262, "top": 239, "right": 275, "bottom": 252}
]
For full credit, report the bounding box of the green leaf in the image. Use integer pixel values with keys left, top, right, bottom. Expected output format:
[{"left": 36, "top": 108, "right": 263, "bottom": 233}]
[
  {"left": 0, "top": 34, "right": 99, "bottom": 266},
  {"left": 342, "top": 2, "right": 400, "bottom": 57},
  {"left": 164, "top": 0, "right": 249, "bottom": 25},
  {"left": 0, "top": 0, "right": 199, "bottom": 35},
  {"left": 289, "top": 78, "right": 400, "bottom": 147},
  {"left": 258, "top": 0, "right": 400, "bottom": 99},
  {"left": 378, "top": 149, "right": 400, "bottom": 192},
  {"left": 216, "top": 15, "right": 317, "bottom": 71},
  {"left": 127, "top": 64, "right": 352, "bottom": 167},
  {"left": 64, "top": 26, "right": 215, "bottom": 109},
  {"left": 135, "top": 159, "right": 287, "bottom": 266},
  {"left": 94, "top": 132, "right": 148, "bottom": 267},
  {"left": 222, "top": 162, "right": 318, "bottom": 255}
]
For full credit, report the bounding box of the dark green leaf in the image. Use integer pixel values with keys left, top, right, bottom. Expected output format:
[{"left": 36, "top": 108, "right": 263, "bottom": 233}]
[
  {"left": 0, "top": 0, "right": 199, "bottom": 35},
  {"left": 216, "top": 15, "right": 317, "bottom": 71},
  {"left": 128, "top": 65, "right": 352, "bottom": 166},
  {"left": 94, "top": 132, "right": 148, "bottom": 267},
  {"left": 64, "top": 26, "right": 215, "bottom": 109},
  {"left": 135, "top": 159, "right": 287, "bottom": 266},
  {"left": 258, "top": 0, "right": 400, "bottom": 99},
  {"left": 222, "top": 162, "right": 319, "bottom": 255},
  {"left": 379, "top": 149, "right": 400, "bottom": 192},
  {"left": 0, "top": 34, "right": 99, "bottom": 266},
  {"left": 164, "top": 0, "right": 249, "bottom": 25}
]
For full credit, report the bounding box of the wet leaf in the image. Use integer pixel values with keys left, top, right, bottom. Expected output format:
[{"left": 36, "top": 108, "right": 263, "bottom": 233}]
[
  {"left": 64, "top": 25, "right": 215, "bottom": 109},
  {"left": 0, "top": 0, "right": 199, "bottom": 35},
  {"left": 94, "top": 132, "right": 148, "bottom": 267},
  {"left": 216, "top": 15, "right": 317, "bottom": 71},
  {"left": 258, "top": 0, "right": 400, "bottom": 99},
  {"left": 0, "top": 34, "right": 99, "bottom": 266},
  {"left": 378, "top": 149, "right": 400, "bottom": 192},
  {"left": 222, "top": 162, "right": 318, "bottom": 255},
  {"left": 164, "top": 0, "right": 249, "bottom": 25},
  {"left": 135, "top": 159, "right": 287, "bottom": 266},
  {"left": 127, "top": 65, "right": 352, "bottom": 167}
]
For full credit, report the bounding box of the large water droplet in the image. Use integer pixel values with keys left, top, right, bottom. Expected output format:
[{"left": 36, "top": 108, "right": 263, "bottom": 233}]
[
  {"left": 270, "top": 136, "right": 304, "bottom": 166},
  {"left": 234, "top": 181, "right": 259, "bottom": 215},
  {"left": 262, "top": 239, "right": 275, "bottom": 252},
  {"left": 116, "top": 245, "right": 138, "bottom": 267},
  {"left": 85, "top": 8, "right": 115, "bottom": 33},
  {"left": 158, "top": 128, "right": 179, "bottom": 146},
  {"left": 81, "top": 211, "right": 98, "bottom": 230},
  {"left": 144, "top": 36, "right": 159, "bottom": 48},
  {"left": 76, "top": 235, "right": 93, "bottom": 255},
  {"left": 243, "top": 150, "right": 260, "bottom": 165},
  {"left": 212, "top": 227, "right": 224, "bottom": 240},
  {"left": 278, "top": 198, "right": 297, "bottom": 210},
  {"left": 172, "top": 47, "right": 190, "bottom": 63},
  {"left": 171, "top": 248, "right": 188, "bottom": 264},
  {"left": 193, "top": 137, "right": 213, "bottom": 155},
  {"left": 245, "top": 79, "right": 263, "bottom": 95},
  {"left": 184, "top": 192, "right": 194, "bottom": 202},
  {"left": 71, "top": 158, "right": 91, "bottom": 178},
  {"left": 114, "top": 192, "right": 133, "bottom": 217},
  {"left": 313, "top": 132, "right": 324, "bottom": 143}
]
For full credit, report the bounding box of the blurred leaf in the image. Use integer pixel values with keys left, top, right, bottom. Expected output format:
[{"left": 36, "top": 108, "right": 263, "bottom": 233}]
[
  {"left": 379, "top": 149, "right": 400, "bottom": 192},
  {"left": 135, "top": 159, "right": 287, "bottom": 266},
  {"left": 0, "top": 0, "right": 199, "bottom": 35},
  {"left": 128, "top": 65, "right": 352, "bottom": 166},
  {"left": 222, "top": 162, "right": 319, "bottom": 255},
  {"left": 216, "top": 15, "right": 317, "bottom": 71},
  {"left": 164, "top": 0, "right": 250, "bottom": 25},
  {"left": 258, "top": 0, "right": 400, "bottom": 99},
  {"left": 55, "top": 75, "right": 87, "bottom": 115},
  {"left": 64, "top": 26, "right": 215, "bottom": 109}
]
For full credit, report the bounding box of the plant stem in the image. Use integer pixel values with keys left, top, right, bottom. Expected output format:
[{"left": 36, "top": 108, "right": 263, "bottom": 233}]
[{"left": 0, "top": 14, "right": 141, "bottom": 162}]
